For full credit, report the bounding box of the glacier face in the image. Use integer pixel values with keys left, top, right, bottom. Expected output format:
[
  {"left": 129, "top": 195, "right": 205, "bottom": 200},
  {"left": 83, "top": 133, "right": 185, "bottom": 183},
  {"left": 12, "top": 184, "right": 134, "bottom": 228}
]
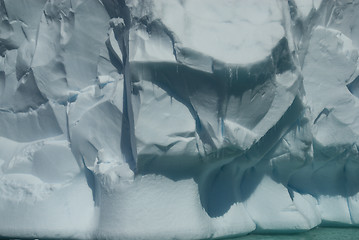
[{"left": 1, "top": 0, "right": 359, "bottom": 239}]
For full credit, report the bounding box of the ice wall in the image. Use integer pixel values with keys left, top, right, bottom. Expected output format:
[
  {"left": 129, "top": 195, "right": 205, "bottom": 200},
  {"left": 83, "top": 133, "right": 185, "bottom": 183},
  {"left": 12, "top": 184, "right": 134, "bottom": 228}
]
[{"left": 1, "top": 0, "right": 359, "bottom": 239}]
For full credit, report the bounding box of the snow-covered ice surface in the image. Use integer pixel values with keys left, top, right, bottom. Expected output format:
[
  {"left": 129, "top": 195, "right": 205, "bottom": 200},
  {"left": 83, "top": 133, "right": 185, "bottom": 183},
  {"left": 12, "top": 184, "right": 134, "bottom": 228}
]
[{"left": 1, "top": 0, "right": 359, "bottom": 239}]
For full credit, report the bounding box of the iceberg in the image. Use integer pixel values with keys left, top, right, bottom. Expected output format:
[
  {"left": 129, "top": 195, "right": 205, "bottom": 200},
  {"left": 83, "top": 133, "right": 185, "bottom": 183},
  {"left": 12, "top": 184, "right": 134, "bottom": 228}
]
[{"left": 1, "top": 0, "right": 359, "bottom": 239}]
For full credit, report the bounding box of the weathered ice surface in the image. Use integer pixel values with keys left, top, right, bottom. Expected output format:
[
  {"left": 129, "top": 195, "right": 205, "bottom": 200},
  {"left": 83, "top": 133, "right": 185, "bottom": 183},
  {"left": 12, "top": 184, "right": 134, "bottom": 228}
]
[{"left": 1, "top": 0, "right": 359, "bottom": 239}]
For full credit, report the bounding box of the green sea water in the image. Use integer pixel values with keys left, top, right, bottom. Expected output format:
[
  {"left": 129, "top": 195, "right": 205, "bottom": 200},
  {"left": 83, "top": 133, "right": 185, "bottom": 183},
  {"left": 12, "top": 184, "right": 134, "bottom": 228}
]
[
  {"left": 1, "top": 227, "right": 358, "bottom": 240},
  {"left": 228, "top": 228, "right": 359, "bottom": 240}
]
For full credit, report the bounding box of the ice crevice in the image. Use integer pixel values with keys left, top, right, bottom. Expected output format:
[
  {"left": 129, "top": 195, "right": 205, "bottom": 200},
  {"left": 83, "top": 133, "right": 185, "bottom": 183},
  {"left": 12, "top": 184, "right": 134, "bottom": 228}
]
[{"left": 1, "top": 0, "right": 359, "bottom": 239}]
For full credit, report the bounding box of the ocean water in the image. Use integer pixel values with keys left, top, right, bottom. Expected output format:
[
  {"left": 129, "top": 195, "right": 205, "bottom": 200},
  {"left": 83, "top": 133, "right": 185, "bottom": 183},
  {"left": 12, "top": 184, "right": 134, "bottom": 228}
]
[
  {"left": 1, "top": 227, "right": 358, "bottom": 240},
  {"left": 228, "top": 227, "right": 359, "bottom": 240}
]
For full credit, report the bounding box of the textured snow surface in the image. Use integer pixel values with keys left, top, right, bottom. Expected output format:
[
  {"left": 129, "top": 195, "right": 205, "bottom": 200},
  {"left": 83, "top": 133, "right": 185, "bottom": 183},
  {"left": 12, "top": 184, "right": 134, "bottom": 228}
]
[{"left": 1, "top": 0, "right": 359, "bottom": 239}]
